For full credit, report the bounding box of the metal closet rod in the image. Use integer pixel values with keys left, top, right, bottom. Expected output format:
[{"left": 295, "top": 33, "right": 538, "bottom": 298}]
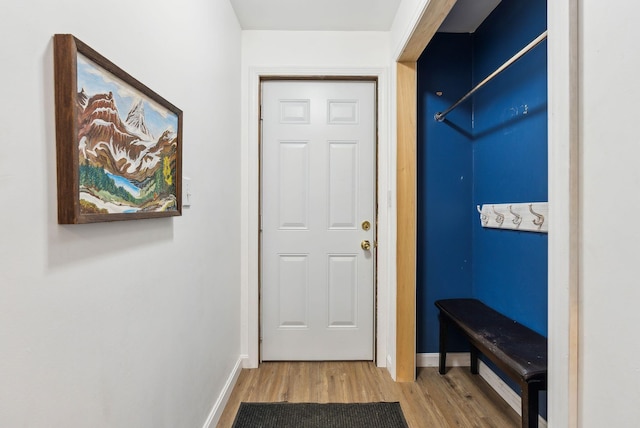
[{"left": 434, "top": 30, "right": 548, "bottom": 122}]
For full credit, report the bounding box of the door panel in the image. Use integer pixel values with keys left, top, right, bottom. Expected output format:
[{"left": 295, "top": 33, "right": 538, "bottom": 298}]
[
  {"left": 278, "top": 141, "right": 309, "bottom": 229},
  {"left": 328, "top": 255, "right": 358, "bottom": 327},
  {"left": 261, "top": 80, "right": 376, "bottom": 361},
  {"left": 328, "top": 141, "right": 358, "bottom": 229}
]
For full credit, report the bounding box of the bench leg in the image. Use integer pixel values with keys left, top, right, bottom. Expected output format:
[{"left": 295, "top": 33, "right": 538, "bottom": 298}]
[
  {"left": 521, "top": 381, "right": 541, "bottom": 428},
  {"left": 470, "top": 345, "right": 479, "bottom": 375},
  {"left": 438, "top": 312, "right": 447, "bottom": 375}
]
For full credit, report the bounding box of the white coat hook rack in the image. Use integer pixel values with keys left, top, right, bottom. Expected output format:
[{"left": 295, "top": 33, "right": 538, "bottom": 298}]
[
  {"left": 476, "top": 205, "right": 489, "bottom": 226},
  {"left": 477, "top": 202, "right": 548, "bottom": 233}
]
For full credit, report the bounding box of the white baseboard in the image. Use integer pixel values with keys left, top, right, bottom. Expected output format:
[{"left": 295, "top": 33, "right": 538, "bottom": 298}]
[
  {"left": 202, "top": 356, "right": 244, "bottom": 428},
  {"left": 416, "top": 352, "right": 470, "bottom": 368},
  {"left": 386, "top": 354, "right": 395, "bottom": 380},
  {"left": 417, "top": 353, "right": 547, "bottom": 428},
  {"left": 240, "top": 354, "right": 252, "bottom": 369}
]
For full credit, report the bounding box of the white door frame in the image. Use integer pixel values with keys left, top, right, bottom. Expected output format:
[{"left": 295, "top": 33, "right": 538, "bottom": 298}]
[
  {"left": 260, "top": 78, "right": 377, "bottom": 361},
  {"left": 242, "top": 67, "right": 390, "bottom": 368},
  {"left": 548, "top": 0, "right": 579, "bottom": 425}
]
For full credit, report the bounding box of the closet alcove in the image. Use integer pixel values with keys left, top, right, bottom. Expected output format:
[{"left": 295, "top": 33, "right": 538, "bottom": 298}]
[{"left": 416, "top": 0, "right": 548, "bottom": 421}]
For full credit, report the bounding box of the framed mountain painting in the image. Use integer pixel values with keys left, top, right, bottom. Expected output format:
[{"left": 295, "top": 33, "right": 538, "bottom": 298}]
[{"left": 53, "top": 34, "right": 182, "bottom": 223}]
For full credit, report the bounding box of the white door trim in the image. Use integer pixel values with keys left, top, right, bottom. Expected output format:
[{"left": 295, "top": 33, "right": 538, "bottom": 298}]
[
  {"left": 548, "top": 0, "right": 580, "bottom": 426},
  {"left": 241, "top": 66, "right": 391, "bottom": 368},
  {"left": 260, "top": 79, "right": 377, "bottom": 361}
]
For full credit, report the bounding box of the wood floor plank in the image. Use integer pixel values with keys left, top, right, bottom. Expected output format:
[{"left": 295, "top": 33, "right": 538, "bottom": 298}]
[
  {"left": 287, "top": 361, "right": 319, "bottom": 402},
  {"left": 216, "top": 362, "right": 520, "bottom": 428},
  {"left": 350, "top": 361, "right": 389, "bottom": 402},
  {"left": 245, "top": 362, "right": 290, "bottom": 402},
  {"left": 418, "top": 368, "right": 477, "bottom": 427},
  {"left": 318, "top": 361, "right": 350, "bottom": 403}
]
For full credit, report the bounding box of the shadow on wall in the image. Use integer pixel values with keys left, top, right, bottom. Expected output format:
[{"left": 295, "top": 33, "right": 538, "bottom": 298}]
[
  {"left": 440, "top": 101, "right": 547, "bottom": 141},
  {"left": 42, "top": 39, "right": 176, "bottom": 271}
]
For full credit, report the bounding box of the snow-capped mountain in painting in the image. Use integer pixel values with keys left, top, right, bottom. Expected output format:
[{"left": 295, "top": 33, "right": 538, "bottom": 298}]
[
  {"left": 125, "top": 99, "right": 154, "bottom": 140},
  {"left": 77, "top": 91, "right": 176, "bottom": 183}
]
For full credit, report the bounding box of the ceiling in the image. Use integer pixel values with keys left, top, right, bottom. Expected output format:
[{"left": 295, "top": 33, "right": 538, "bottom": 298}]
[
  {"left": 229, "top": 0, "right": 501, "bottom": 33},
  {"left": 439, "top": 0, "right": 500, "bottom": 33},
  {"left": 229, "top": 0, "right": 401, "bottom": 31}
]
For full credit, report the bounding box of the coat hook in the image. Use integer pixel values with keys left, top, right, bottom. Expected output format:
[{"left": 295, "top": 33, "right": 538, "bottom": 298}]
[
  {"left": 529, "top": 204, "right": 545, "bottom": 227},
  {"left": 492, "top": 205, "right": 504, "bottom": 226},
  {"left": 477, "top": 205, "right": 488, "bottom": 226},
  {"left": 509, "top": 205, "right": 522, "bottom": 226}
]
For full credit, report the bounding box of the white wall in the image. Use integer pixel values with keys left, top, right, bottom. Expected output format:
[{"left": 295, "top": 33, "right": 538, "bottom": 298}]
[
  {"left": 0, "top": 1, "right": 242, "bottom": 427},
  {"left": 580, "top": 1, "right": 640, "bottom": 426},
  {"left": 390, "top": 0, "right": 428, "bottom": 59},
  {"left": 239, "top": 31, "right": 393, "bottom": 369}
]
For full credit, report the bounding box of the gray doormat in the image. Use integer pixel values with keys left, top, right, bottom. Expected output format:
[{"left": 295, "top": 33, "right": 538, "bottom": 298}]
[{"left": 231, "top": 402, "right": 409, "bottom": 428}]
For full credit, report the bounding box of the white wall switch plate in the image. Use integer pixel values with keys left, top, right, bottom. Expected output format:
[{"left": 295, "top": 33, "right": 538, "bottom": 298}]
[{"left": 183, "top": 176, "right": 192, "bottom": 207}]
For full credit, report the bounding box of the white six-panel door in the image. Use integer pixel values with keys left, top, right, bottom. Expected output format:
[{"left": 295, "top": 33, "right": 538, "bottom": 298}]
[{"left": 261, "top": 80, "right": 376, "bottom": 360}]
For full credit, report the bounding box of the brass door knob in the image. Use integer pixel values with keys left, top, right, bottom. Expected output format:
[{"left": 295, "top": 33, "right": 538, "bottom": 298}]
[{"left": 361, "top": 240, "right": 371, "bottom": 251}]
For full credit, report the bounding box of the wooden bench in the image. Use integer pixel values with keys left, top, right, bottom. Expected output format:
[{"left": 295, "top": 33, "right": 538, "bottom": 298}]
[{"left": 435, "top": 298, "right": 547, "bottom": 428}]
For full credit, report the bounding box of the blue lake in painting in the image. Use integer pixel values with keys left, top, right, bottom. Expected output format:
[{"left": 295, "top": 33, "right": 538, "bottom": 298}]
[{"left": 106, "top": 172, "right": 142, "bottom": 198}]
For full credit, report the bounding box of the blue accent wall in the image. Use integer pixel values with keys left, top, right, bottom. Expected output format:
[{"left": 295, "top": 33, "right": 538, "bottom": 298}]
[
  {"left": 416, "top": 0, "right": 548, "bottom": 414},
  {"left": 472, "top": 0, "right": 548, "bottom": 336},
  {"left": 417, "top": 33, "right": 473, "bottom": 353}
]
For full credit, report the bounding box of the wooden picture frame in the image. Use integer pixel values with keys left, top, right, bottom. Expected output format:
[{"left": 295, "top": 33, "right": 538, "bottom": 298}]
[{"left": 53, "top": 34, "right": 182, "bottom": 223}]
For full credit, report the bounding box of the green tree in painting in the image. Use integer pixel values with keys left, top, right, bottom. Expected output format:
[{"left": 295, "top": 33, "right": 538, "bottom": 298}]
[{"left": 79, "top": 164, "right": 138, "bottom": 204}]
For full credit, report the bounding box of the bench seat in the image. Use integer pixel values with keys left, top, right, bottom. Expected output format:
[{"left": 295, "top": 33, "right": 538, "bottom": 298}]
[{"left": 435, "top": 298, "right": 547, "bottom": 428}]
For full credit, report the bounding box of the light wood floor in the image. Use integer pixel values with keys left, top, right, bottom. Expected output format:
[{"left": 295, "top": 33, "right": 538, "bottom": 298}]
[{"left": 217, "top": 362, "right": 519, "bottom": 427}]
